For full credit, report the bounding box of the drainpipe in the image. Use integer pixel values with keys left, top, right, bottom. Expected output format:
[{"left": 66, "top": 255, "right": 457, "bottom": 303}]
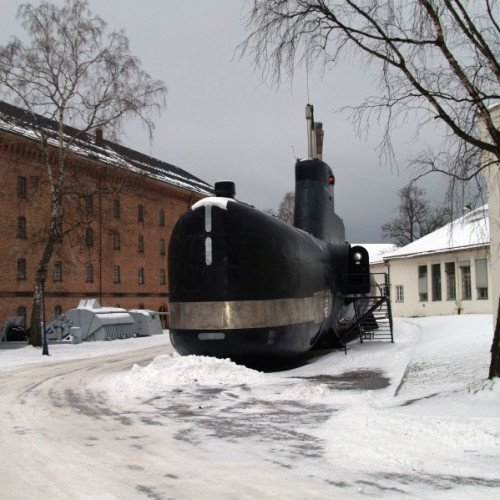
[
  {"left": 455, "top": 255, "right": 461, "bottom": 314},
  {"left": 95, "top": 129, "right": 104, "bottom": 304}
]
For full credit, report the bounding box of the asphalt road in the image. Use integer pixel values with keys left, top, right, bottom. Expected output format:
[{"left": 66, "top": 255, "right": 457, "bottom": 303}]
[
  {"left": 0, "top": 344, "right": 342, "bottom": 499},
  {"left": 0, "top": 344, "right": 178, "bottom": 499}
]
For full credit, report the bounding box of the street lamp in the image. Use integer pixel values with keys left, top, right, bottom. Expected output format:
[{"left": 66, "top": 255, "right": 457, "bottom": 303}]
[{"left": 36, "top": 265, "right": 49, "bottom": 356}]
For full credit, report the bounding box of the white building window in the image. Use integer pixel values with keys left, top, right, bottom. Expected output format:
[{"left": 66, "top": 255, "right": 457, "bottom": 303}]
[
  {"left": 395, "top": 285, "right": 404, "bottom": 302},
  {"left": 445, "top": 262, "right": 456, "bottom": 300},
  {"left": 459, "top": 260, "right": 472, "bottom": 300},
  {"left": 475, "top": 258, "right": 488, "bottom": 300},
  {"left": 431, "top": 263, "right": 442, "bottom": 301},
  {"left": 418, "top": 265, "right": 428, "bottom": 302}
]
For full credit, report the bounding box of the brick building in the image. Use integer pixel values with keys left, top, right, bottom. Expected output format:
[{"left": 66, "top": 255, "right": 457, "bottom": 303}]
[{"left": 0, "top": 101, "right": 211, "bottom": 330}]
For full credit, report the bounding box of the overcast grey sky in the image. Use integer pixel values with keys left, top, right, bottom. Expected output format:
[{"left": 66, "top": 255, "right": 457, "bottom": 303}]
[{"left": 1, "top": 0, "right": 449, "bottom": 243}]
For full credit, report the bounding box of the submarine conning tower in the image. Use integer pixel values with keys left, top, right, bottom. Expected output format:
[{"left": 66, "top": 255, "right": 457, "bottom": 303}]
[
  {"left": 293, "top": 158, "right": 345, "bottom": 245},
  {"left": 294, "top": 104, "right": 345, "bottom": 245}
]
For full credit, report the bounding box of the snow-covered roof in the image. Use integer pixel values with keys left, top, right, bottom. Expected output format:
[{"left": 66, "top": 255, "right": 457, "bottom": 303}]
[
  {"left": 384, "top": 205, "right": 489, "bottom": 260},
  {"left": 355, "top": 243, "right": 397, "bottom": 264},
  {"left": 0, "top": 101, "right": 212, "bottom": 196}
]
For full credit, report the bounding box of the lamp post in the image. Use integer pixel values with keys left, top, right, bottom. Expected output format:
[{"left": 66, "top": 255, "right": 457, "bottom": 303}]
[{"left": 36, "top": 265, "right": 49, "bottom": 356}]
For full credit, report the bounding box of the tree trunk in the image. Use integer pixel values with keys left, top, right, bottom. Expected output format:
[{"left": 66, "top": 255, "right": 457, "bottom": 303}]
[
  {"left": 489, "top": 297, "right": 500, "bottom": 379},
  {"left": 28, "top": 189, "right": 59, "bottom": 346},
  {"left": 29, "top": 246, "right": 53, "bottom": 347},
  {"left": 29, "top": 280, "right": 43, "bottom": 347}
]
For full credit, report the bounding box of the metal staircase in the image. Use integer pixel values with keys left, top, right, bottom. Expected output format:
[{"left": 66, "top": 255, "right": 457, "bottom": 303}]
[
  {"left": 343, "top": 273, "right": 394, "bottom": 346},
  {"left": 356, "top": 296, "right": 393, "bottom": 342}
]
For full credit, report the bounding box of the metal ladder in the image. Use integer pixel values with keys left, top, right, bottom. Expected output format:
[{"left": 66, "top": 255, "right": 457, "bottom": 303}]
[{"left": 345, "top": 273, "right": 394, "bottom": 344}]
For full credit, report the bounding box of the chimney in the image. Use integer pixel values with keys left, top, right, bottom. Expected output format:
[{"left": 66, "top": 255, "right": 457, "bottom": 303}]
[
  {"left": 95, "top": 128, "right": 104, "bottom": 147},
  {"left": 315, "top": 122, "right": 324, "bottom": 160}
]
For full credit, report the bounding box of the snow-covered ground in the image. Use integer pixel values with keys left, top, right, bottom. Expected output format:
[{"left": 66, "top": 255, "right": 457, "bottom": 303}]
[{"left": 0, "top": 315, "right": 499, "bottom": 499}]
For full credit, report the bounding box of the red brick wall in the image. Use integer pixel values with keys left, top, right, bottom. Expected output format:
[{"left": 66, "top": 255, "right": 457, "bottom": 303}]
[{"left": 0, "top": 130, "right": 204, "bottom": 330}]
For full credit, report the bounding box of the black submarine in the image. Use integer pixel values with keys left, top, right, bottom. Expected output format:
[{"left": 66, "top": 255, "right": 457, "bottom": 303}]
[{"left": 168, "top": 105, "right": 371, "bottom": 362}]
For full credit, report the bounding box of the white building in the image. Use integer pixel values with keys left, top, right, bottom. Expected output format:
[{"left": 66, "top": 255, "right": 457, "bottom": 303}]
[
  {"left": 362, "top": 243, "right": 397, "bottom": 273},
  {"left": 359, "top": 243, "right": 396, "bottom": 293},
  {"left": 383, "top": 206, "right": 491, "bottom": 317},
  {"left": 481, "top": 104, "right": 500, "bottom": 324}
]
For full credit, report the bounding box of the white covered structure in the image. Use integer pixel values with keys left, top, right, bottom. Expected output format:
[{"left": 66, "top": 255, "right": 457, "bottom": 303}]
[
  {"left": 128, "top": 310, "right": 163, "bottom": 337},
  {"left": 65, "top": 299, "right": 135, "bottom": 341},
  {"left": 384, "top": 206, "right": 491, "bottom": 317}
]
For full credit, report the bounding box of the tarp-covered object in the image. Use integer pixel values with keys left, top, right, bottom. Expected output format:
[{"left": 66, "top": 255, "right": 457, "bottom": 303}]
[
  {"left": 129, "top": 310, "right": 163, "bottom": 337},
  {"left": 65, "top": 299, "right": 135, "bottom": 341}
]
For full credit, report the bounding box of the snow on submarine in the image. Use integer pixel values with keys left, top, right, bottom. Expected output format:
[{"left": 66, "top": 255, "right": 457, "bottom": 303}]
[{"left": 167, "top": 105, "right": 372, "bottom": 363}]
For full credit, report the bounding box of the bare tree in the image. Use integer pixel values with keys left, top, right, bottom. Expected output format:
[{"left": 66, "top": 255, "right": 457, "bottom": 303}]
[
  {"left": 382, "top": 183, "right": 451, "bottom": 246},
  {"left": 0, "top": 0, "right": 166, "bottom": 347},
  {"left": 278, "top": 191, "right": 295, "bottom": 224},
  {"left": 266, "top": 191, "right": 295, "bottom": 224},
  {"left": 241, "top": 1, "right": 500, "bottom": 378}
]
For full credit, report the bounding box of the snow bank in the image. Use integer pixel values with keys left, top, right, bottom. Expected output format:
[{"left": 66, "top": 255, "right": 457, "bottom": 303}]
[{"left": 110, "top": 353, "right": 269, "bottom": 400}]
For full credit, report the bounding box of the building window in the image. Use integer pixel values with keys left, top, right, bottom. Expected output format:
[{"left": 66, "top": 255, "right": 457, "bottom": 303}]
[
  {"left": 54, "top": 220, "right": 63, "bottom": 243},
  {"left": 137, "top": 235, "right": 144, "bottom": 252},
  {"left": 85, "top": 227, "right": 94, "bottom": 247},
  {"left": 431, "top": 263, "right": 442, "bottom": 301},
  {"left": 54, "top": 305, "right": 62, "bottom": 319},
  {"left": 475, "top": 258, "right": 488, "bottom": 300},
  {"left": 112, "top": 199, "right": 120, "bottom": 218},
  {"left": 160, "top": 238, "right": 166, "bottom": 255},
  {"left": 395, "top": 285, "right": 404, "bottom": 302},
  {"left": 85, "top": 194, "right": 93, "bottom": 214},
  {"left": 445, "top": 262, "right": 456, "bottom": 300},
  {"left": 138, "top": 204, "right": 144, "bottom": 222},
  {"left": 113, "top": 265, "right": 121, "bottom": 283},
  {"left": 459, "top": 260, "right": 472, "bottom": 300},
  {"left": 160, "top": 268, "right": 166, "bottom": 285},
  {"left": 17, "top": 216, "right": 27, "bottom": 239},
  {"left": 138, "top": 267, "right": 144, "bottom": 284},
  {"left": 17, "top": 258, "right": 26, "bottom": 280},
  {"left": 16, "top": 306, "right": 26, "bottom": 325},
  {"left": 53, "top": 261, "right": 62, "bottom": 282},
  {"left": 418, "top": 265, "right": 428, "bottom": 302},
  {"left": 159, "top": 209, "right": 165, "bottom": 226},
  {"left": 85, "top": 263, "right": 93, "bottom": 282},
  {"left": 112, "top": 231, "right": 121, "bottom": 250},
  {"left": 17, "top": 176, "right": 27, "bottom": 198}
]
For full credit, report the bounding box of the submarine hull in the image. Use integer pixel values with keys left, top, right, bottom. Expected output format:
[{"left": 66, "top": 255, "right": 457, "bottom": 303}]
[
  {"left": 168, "top": 197, "right": 350, "bottom": 362},
  {"left": 171, "top": 324, "right": 321, "bottom": 361}
]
